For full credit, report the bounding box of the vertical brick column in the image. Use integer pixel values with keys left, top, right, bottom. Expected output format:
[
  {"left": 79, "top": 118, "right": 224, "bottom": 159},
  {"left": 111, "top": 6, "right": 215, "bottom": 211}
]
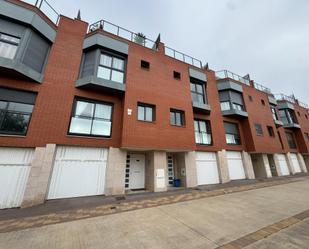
[
  {"left": 184, "top": 151, "right": 198, "bottom": 188},
  {"left": 105, "top": 147, "right": 127, "bottom": 195},
  {"left": 262, "top": 154, "right": 272, "bottom": 178},
  {"left": 22, "top": 144, "right": 56, "bottom": 208},
  {"left": 242, "top": 151, "right": 255, "bottom": 179},
  {"left": 273, "top": 154, "right": 283, "bottom": 176},
  {"left": 153, "top": 151, "right": 168, "bottom": 192},
  {"left": 297, "top": 153, "right": 308, "bottom": 173},
  {"left": 217, "top": 150, "right": 230, "bottom": 183},
  {"left": 285, "top": 153, "right": 296, "bottom": 175}
]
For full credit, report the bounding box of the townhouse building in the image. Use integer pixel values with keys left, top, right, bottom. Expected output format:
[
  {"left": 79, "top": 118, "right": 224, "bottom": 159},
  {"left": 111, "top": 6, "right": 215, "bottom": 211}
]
[{"left": 0, "top": 0, "right": 308, "bottom": 209}]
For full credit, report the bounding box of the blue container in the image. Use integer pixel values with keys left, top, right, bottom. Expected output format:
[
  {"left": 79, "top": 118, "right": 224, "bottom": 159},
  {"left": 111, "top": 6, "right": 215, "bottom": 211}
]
[{"left": 173, "top": 179, "right": 181, "bottom": 187}]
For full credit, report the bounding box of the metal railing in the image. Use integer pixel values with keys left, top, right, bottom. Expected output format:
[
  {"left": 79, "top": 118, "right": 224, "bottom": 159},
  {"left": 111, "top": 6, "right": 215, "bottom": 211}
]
[
  {"left": 274, "top": 94, "right": 296, "bottom": 104},
  {"left": 298, "top": 101, "right": 309, "bottom": 109},
  {"left": 215, "top": 70, "right": 250, "bottom": 85},
  {"left": 20, "top": 0, "right": 60, "bottom": 25},
  {"left": 253, "top": 82, "right": 271, "bottom": 94},
  {"left": 164, "top": 46, "right": 203, "bottom": 69},
  {"left": 88, "top": 20, "right": 158, "bottom": 50},
  {"left": 88, "top": 19, "right": 204, "bottom": 68}
]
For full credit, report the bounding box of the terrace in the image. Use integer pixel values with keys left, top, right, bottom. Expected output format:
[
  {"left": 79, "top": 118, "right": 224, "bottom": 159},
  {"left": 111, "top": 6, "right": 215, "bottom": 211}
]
[
  {"left": 215, "top": 70, "right": 250, "bottom": 85},
  {"left": 88, "top": 19, "right": 204, "bottom": 69}
]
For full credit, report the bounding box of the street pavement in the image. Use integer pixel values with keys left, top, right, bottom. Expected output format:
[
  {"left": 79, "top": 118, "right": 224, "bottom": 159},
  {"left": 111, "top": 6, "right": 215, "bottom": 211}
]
[{"left": 0, "top": 178, "right": 309, "bottom": 249}]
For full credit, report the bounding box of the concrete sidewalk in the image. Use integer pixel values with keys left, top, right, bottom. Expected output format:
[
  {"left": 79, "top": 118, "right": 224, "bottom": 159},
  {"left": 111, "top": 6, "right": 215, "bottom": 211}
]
[{"left": 0, "top": 177, "right": 309, "bottom": 248}]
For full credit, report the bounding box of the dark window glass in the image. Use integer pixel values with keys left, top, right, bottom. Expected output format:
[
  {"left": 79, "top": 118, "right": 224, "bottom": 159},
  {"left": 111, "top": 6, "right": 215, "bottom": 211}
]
[
  {"left": 297, "top": 111, "right": 300, "bottom": 117},
  {"left": 224, "top": 122, "right": 241, "bottom": 145},
  {"left": 219, "top": 90, "right": 245, "bottom": 111},
  {"left": 170, "top": 109, "right": 185, "bottom": 126},
  {"left": 194, "top": 120, "right": 212, "bottom": 145},
  {"left": 267, "top": 126, "right": 275, "bottom": 137},
  {"left": 0, "top": 33, "right": 20, "bottom": 59},
  {"left": 286, "top": 132, "right": 297, "bottom": 149},
  {"left": 261, "top": 99, "right": 265, "bottom": 106},
  {"left": 254, "top": 123, "right": 263, "bottom": 136},
  {"left": 173, "top": 71, "right": 181, "bottom": 79},
  {"left": 248, "top": 95, "right": 253, "bottom": 102},
  {"left": 279, "top": 109, "right": 298, "bottom": 125},
  {"left": 0, "top": 100, "right": 33, "bottom": 135},
  {"left": 97, "top": 53, "right": 125, "bottom": 83},
  {"left": 271, "top": 106, "right": 278, "bottom": 120},
  {"left": 69, "top": 99, "right": 113, "bottom": 137},
  {"left": 137, "top": 103, "right": 155, "bottom": 122},
  {"left": 190, "top": 82, "right": 205, "bottom": 104},
  {"left": 141, "top": 60, "right": 150, "bottom": 69},
  {"left": 305, "top": 114, "right": 308, "bottom": 119}
]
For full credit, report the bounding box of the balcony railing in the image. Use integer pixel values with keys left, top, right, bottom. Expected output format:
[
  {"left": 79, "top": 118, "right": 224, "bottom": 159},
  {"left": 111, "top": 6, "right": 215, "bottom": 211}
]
[
  {"left": 88, "top": 19, "right": 158, "bottom": 50},
  {"left": 274, "top": 94, "right": 296, "bottom": 104},
  {"left": 298, "top": 101, "right": 309, "bottom": 109},
  {"left": 164, "top": 46, "right": 203, "bottom": 69},
  {"left": 215, "top": 70, "right": 250, "bottom": 85},
  {"left": 253, "top": 82, "right": 271, "bottom": 94},
  {"left": 88, "top": 19, "right": 204, "bottom": 69},
  {"left": 20, "top": 0, "right": 60, "bottom": 25}
]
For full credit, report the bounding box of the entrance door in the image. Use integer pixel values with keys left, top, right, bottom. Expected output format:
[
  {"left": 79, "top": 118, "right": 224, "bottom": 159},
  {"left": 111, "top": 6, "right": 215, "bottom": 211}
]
[{"left": 129, "top": 154, "right": 145, "bottom": 189}]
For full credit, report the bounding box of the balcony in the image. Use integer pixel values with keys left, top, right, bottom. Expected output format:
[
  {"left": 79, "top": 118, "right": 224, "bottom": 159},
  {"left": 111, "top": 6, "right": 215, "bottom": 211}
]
[
  {"left": 220, "top": 101, "right": 248, "bottom": 118},
  {"left": 192, "top": 101, "right": 211, "bottom": 114},
  {"left": 274, "top": 119, "right": 284, "bottom": 127},
  {"left": 88, "top": 19, "right": 204, "bottom": 69},
  {"left": 278, "top": 107, "right": 300, "bottom": 130},
  {"left": 216, "top": 70, "right": 250, "bottom": 86},
  {"left": 253, "top": 82, "right": 271, "bottom": 94}
]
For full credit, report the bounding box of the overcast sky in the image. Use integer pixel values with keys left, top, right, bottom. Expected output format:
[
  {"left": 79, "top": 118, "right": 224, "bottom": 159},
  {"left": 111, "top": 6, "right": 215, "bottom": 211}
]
[{"left": 50, "top": 0, "right": 309, "bottom": 103}]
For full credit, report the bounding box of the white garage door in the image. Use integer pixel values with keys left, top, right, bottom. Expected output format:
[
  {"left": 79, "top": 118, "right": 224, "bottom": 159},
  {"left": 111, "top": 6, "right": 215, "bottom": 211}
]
[
  {"left": 47, "top": 146, "right": 108, "bottom": 199},
  {"left": 277, "top": 154, "right": 290, "bottom": 176},
  {"left": 290, "top": 153, "right": 301, "bottom": 173},
  {"left": 227, "top": 151, "right": 246, "bottom": 180},
  {"left": 0, "top": 148, "right": 34, "bottom": 209},
  {"left": 196, "top": 152, "right": 219, "bottom": 185}
]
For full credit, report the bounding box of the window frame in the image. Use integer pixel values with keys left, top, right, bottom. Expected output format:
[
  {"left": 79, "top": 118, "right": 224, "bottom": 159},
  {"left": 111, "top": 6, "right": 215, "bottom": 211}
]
[
  {"left": 0, "top": 32, "right": 21, "bottom": 60},
  {"left": 267, "top": 126, "right": 275, "bottom": 137},
  {"left": 190, "top": 79, "right": 206, "bottom": 104},
  {"left": 224, "top": 122, "right": 241, "bottom": 145},
  {"left": 0, "top": 99, "right": 34, "bottom": 136},
  {"left": 270, "top": 106, "right": 279, "bottom": 121},
  {"left": 254, "top": 123, "right": 263, "bottom": 136},
  {"left": 170, "top": 109, "right": 185, "bottom": 127},
  {"left": 194, "top": 119, "right": 212, "bottom": 145},
  {"left": 141, "top": 60, "right": 150, "bottom": 70},
  {"left": 97, "top": 51, "right": 126, "bottom": 84},
  {"left": 285, "top": 132, "right": 297, "bottom": 149},
  {"left": 137, "top": 102, "right": 156, "bottom": 122},
  {"left": 68, "top": 97, "right": 114, "bottom": 138}
]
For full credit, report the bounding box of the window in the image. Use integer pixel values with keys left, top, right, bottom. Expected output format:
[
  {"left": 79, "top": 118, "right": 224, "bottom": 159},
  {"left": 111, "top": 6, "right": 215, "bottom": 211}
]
[
  {"left": 141, "top": 60, "right": 150, "bottom": 69},
  {"left": 219, "top": 90, "right": 245, "bottom": 112},
  {"left": 279, "top": 109, "right": 298, "bottom": 125},
  {"left": 137, "top": 103, "right": 155, "bottom": 122},
  {"left": 224, "top": 122, "right": 241, "bottom": 145},
  {"left": 97, "top": 53, "right": 125, "bottom": 83},
  {"left": 0, "top": 100, "right": 34, "bottom": 135},
  {"left": 0, "top": 33, "right": 20, "bottom": 59},
  {"left": 173, "top": 71, "right": 181, "bottom": 79},
  {"left": 194, "top": 120, "right": 212, "bottom": 145},
  {"left": 248, "top": 95, "right": 253, "bottom": 102},
  {"left": 254, "top": 124, "right": 263, "bottom": 136},
  {"left": 286, "top": 132, "right": 297, "bottom": 149},
  {"left": 190, "top": 81, "right": 205, "bottom": 104},
  {"left": 270, "top": 106, "right": 279, "bottom": 120},
  {"left": 69, "top": 99, "right": 113, "bottom": 137},
  {"left": 305, "top": 114, "right": 308, "bottom": 119},
  {"left": 170, "top": 109, "right": 185, "bottom": 126},
  {"left": 261, "top": 99, "right": 265, "bottom": 106},
  {"left": 267, "top": 126, "right": 275, "bottom": 137},
  {"left": 297, "top": 111, "right": 300, "bottom": 117}
]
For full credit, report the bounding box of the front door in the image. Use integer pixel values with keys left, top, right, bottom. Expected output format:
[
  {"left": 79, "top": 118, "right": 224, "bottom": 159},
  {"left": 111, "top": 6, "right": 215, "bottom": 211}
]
[{"left": 129, "top": 154, "right": 145, "bottom": 189}]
